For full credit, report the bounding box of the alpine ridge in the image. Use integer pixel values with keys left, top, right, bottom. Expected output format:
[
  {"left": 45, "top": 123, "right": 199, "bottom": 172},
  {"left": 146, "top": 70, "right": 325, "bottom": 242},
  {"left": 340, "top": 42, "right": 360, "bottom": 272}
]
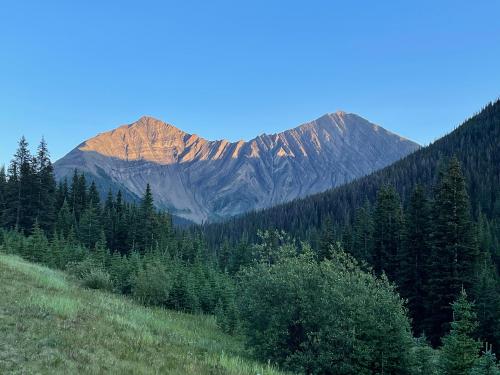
[{"left": 54, "top": 113, "right": 419, "bottom": 223}]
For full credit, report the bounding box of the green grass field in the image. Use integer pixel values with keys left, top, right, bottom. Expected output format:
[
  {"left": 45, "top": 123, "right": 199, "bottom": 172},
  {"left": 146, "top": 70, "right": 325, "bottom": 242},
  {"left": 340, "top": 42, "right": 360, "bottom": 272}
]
[{"left": 0, "top": 253, "right": 287, "bottom": 374}]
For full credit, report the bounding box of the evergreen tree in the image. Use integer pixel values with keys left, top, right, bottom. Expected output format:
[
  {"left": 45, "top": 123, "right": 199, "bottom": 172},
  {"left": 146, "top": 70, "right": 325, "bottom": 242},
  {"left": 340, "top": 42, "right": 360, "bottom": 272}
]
[
  {"left": 4, "top": 137, "right": 37, "bottom": 231},
  {"left": 318, "top": 216, "right": 335, "bottom": 260},
  {"left": 55, "top": 200, "right": 74, "bottom": 238},
  {"left": 399, "top": 185, "right": 432, "bottom": 336},
  {"left": 0, "top": 166, "right": 6, "bottom": 223},
  {"left": 87, "top": 181, "right": 101, "bottom": 211},
  {"left": 79, "top": 205, "right": 101, "bottom": 249},
  {"left": 372, "top": 185, "right": 403, "bottom": 281},
  {"left": 428, "top": 158, "right": 479, "bottom": 344},
  {"left": 113, "top": 190, "right": 129, "bottom": 254},
  {"left": 440, "top": 289, "right": 481, "bottom": 375},
  {"left": 408, "top": 335, "right": 440, "bottom": 375},
  {"left": 102, "top": 189, "right": 115, "bottom": 250},
  {"left": 472, "top": 250, "right": 500, "bottom": 351},
  {"left": 470, "top": 350, "right": 500, "bottom": 375},
  {"left": 69, "top": 170, "right": 87, "bottom": 221},
  {"left": 351, "top": 199, "right": 373, "bottom": 262},
  {"left": 138, "top": 184, "right": 157, "bottom": 252},
  {"left": 55, "top": 179, "right": 68, "bottom": 211},
  {"left": 34, "top": 138, "right": 56, "bottom": 233}
]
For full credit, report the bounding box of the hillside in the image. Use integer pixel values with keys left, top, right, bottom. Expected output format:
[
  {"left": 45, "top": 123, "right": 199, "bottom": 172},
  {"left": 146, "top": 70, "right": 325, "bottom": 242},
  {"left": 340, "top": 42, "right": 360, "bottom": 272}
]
[
  {"left": 201, "top": 100, "right": 500, "bottom": 247},
  {"left": 0, "top": 253, "right": 287, "bottom": 375},
  {"left": 54, "top": 113, "right": 418, "bottom": 223}
]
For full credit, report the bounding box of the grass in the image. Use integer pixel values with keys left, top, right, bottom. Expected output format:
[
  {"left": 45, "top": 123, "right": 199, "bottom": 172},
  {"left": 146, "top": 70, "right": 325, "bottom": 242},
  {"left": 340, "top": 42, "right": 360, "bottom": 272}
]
[{"left": 0, "top": 253, "right": 288, "bottom": 374}]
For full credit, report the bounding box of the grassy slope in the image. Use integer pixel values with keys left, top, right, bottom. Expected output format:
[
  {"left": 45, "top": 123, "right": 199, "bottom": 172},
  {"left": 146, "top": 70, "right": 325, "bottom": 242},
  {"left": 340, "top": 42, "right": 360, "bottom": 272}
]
[{"left": 0, "top": 253, "right": 286, "bottom": 375}]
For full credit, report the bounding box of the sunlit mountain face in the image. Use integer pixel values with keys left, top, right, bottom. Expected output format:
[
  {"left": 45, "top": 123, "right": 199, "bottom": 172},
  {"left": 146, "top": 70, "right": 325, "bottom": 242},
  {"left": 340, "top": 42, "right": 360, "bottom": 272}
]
[{"left": 54, "top": 113, "right": 419, "bottom": 223}]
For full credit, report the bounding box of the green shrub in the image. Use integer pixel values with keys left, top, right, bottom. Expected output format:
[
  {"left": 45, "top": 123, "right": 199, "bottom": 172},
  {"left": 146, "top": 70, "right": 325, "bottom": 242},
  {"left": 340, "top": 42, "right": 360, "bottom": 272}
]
[
  {"left": 81, "top": 268, "right": 114, "bottom": 291},
  {"left": 236, "top": 246, "right": 413, "bottom": 374},
  {"left": 132, "top": 258, "right": 172, "bottom": 306}
]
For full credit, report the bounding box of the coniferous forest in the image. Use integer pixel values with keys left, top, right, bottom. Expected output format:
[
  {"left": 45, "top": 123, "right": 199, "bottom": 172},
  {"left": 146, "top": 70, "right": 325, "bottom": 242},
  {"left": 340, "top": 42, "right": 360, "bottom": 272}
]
[{"left": 1, "top": 101, "right": 500, "bottom": 374}]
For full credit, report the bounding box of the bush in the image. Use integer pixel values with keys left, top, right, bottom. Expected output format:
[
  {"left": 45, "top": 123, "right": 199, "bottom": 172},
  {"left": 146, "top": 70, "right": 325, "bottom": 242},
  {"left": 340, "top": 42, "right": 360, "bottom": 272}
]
[
  {"left": 81, "top": 268, "right": 114, "bottom": 291},
  {"left": 131, "top": 258, "right": 172, "bottom": 306},
  {"left": 236, "top": 247, "right": 413, "bottom": 374}
]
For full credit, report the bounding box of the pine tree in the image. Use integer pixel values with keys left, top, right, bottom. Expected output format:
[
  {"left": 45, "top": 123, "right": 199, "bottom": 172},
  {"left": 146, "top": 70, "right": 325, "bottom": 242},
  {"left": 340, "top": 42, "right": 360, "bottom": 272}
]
[
  {"left": 472, "top": 250, "right": 500, "bottom": 351},
  {"left": 318, "top": 216, "right": 335, "bottom": 260},
  {"left": 69, "top": 170, "right": 87, "bottom": 221},
  {"left": 87, "top": 181, "right": 101, "bottom": 211},
  {"left": 55, "top": 179, "right": 68, "bottom": 211},
  {"left": 113, "top": 190, "right": 129, "bottom": 254},
  {"left": 428, "top": 158, "right": 479, "bottom": 344},
  {"left": 138, "top": 184, "right": 157, "bottom": 252},
  {"left": 55, "top": 200, "right": 74, "bottom": 238},
  {"left": 102, "top": 189, "right": 115, "bottom": 250},
  {"left": 79, "top": 205, "right": 101, "bottom": 249},
  {"left": 440, "top": 289, "right": 481, "bottom": 375},
  {"left": 0, "top": 166, "right": 6, "bottom": 224},
  {"left": 399, "top": 185, "right": 432, "bottom": 335},
  {"left": 27, "top": 220, "right": 49, "bottom": 264},
  {"left": 470, "top": 350, "right": 500, "bottom": 375},
  {"left": 372, "top": 185, "right": 403, "bottom": 281},
  {"left": 351, "top": 200, "right": 373, "bottom": 262},
  {"left": 34, "top": 138, "right": 56, "bottom": 233},
  {"left": 4, "top": 137, "right": 37, "bottom": 232}
]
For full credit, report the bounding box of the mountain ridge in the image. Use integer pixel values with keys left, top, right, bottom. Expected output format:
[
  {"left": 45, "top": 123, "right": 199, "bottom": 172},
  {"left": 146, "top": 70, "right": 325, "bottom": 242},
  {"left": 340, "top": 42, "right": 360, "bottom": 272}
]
[
  {"left": 199, "top": 100, "right": 500, "bottom": 248},
  {"left": 54, "top": 112, "right": 419, "bottom": 223}
]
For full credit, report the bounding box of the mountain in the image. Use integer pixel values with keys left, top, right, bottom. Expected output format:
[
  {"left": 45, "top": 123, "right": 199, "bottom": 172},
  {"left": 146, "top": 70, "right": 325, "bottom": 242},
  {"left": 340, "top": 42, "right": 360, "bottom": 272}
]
[
  {"left": 200, "top": 100, "right": 500, "bottom": 247},
  {"left": 54, "top": 113, "right": 419, "bottom": 223}
]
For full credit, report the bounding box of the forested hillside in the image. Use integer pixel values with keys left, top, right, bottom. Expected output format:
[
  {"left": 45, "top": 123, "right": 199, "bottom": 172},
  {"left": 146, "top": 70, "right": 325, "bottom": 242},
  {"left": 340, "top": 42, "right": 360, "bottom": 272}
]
[{"left": 200, "top": 100, "right": 500, "bottom": 247}]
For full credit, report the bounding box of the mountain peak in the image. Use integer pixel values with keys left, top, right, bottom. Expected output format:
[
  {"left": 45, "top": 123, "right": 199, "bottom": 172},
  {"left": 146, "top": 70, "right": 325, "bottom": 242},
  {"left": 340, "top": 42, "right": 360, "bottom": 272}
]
[
  {"left": 55, "top": 113, "right": 419, "bottom": 223},
  {"left": 130, "top": 115, "right": 182, "bottom": 132}
]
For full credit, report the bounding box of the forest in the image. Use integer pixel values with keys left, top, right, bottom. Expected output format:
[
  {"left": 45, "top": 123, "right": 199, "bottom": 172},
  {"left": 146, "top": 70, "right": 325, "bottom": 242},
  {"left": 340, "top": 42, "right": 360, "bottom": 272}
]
[{"left": 1, "top": 101, "right": 499, "bottom": 374}]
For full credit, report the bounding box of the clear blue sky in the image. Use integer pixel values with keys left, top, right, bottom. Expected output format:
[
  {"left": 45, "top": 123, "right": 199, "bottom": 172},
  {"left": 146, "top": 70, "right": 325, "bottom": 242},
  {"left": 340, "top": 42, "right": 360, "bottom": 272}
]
[{"left": 1, "top": 0, "right": 499, "bottom": 167}]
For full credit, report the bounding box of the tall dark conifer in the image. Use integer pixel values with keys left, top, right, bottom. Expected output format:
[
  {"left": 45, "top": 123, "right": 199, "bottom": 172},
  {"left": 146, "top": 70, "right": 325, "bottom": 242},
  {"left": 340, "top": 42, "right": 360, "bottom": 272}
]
[
  {"left": 34, "top": 138, "right": 56, "bottom": 233},
  {"left": 372, "top": 185, "right": 403, "bottom": 281},
  {"left": 0, "top": 166, "right": 6, "bottom": 223},
  {"left": 87, "top": 181, "right": 101, "bottom": 211},
  {"left": 138, "top": 184, "right": 157, "bottom": 252},
  {"left": 69, "top": 170, "right": 87, "bottom": 221},
  {"left": 318, "top": 216, "right": 335, "bottom": 260},
  {"left": 4, "top": 137, "right": 37, "bottom": 232},
  {"left": 351, "top": 200, "right": 373, "bottom": 262},
  {"left": 399, "top": 185, "right": 432, "bottom": 336},
  {"left": 427, "top": 157, "right": 479, "bottom": 345}
]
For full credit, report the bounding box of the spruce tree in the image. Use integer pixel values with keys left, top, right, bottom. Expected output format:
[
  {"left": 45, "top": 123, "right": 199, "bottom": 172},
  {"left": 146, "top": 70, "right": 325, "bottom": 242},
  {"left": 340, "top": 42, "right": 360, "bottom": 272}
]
[
  {"left": 69, "top": 170, "right": 87, "bottom": 221},
  {"left": 399, "top": 185, "right": 432, "bottom": 335},
  {"left": 440, "top": 289, "right": 481, "bottom": 375},
  {"left": 87, "top": 181, "right": 101, "bottom": 211},
  {"left": 0, "top": 166, "right": 6, "bottom": 224},
  {"left": 372, "top": 185, "right": 403, "bottom": 281},
  {"left": 470, "top": 350, "right": 500, "bottom": 375},
  {"left": 55, "top": 200, "right": 74, "bottom": 238},
  {"left": 473, "top": 250, "right": 500, "bottom": 352},
  {"left": 79, "top": 205, "right": 101, "bottom": 249},
  {"left": 318, "top": 216, "right": 335, "bottom": 260},
  {"left": 102, "top": 189, "right": 115, "bottom": 250},
  {"left": 138, "top": 184, "right": 157, "bottom": 252},
  {"left": 4, "top": 137, "right": 37, "bottom": 232},
  {"left": 351, "top": 200, "right": 373, "bottom": 262},
  {"left": 34, "top": 138, "right": 56, "bottom": 233},
  {"left": 428, "top": 158, "right": 479, "bottom": 344},
  {"left": 55, "top": 179, "right": 68, "bottom": 211}
]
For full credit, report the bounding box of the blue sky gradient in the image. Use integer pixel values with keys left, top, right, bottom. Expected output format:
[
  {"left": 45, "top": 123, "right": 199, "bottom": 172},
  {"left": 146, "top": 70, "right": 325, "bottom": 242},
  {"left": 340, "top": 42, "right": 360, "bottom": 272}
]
[{"left": 1, "top": 0, "right": 499, "bottom": 166}]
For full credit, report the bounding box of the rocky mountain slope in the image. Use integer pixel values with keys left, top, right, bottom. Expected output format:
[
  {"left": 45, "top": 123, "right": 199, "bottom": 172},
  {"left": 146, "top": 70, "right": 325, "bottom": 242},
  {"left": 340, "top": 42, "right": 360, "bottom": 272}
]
[{"left": 54, "top": 113, "right": 419, "bottom": 223}]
